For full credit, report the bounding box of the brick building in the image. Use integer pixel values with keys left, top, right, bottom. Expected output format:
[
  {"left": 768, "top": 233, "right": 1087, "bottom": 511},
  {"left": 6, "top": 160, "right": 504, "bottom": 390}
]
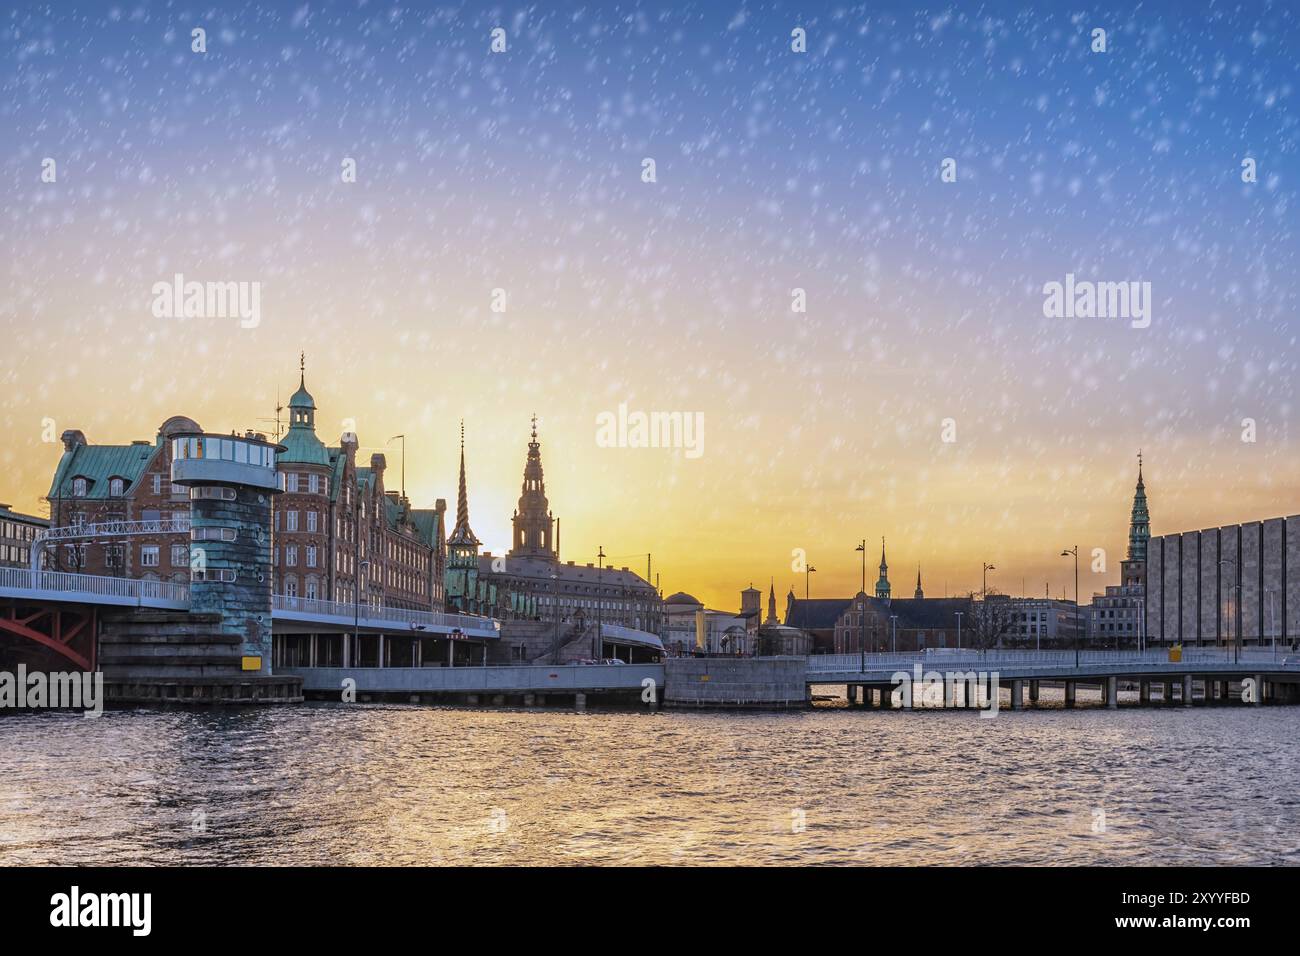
[
  {"left": 269, "top": 366, "right": 447, "bottom": 613},
  {"left": 45, "top": 416, "right": 199, "bottom": 580},
  {"left": 0, "top": 504, "right": 48, "bottom": 569}
]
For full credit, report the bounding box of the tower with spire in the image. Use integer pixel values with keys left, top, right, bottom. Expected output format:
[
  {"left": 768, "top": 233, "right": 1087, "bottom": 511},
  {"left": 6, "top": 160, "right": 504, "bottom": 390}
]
[
  {"left": 765, "top": 579, "right": 779, "bottom": 626},
  {"left": 447, "top": 421, "right": 481, "bottom": 569},
  {"left": 875, "top": 537, "right": 891, "bottom": 600},
  {"left": 1121, "top": 452, "right": 1150, "bottom": 589},
  {"left": 509, "top": 415, "right": 556, "bottom": 558},
  {"left": 914, "top": 566, "right": 924, "bottom": 600}
]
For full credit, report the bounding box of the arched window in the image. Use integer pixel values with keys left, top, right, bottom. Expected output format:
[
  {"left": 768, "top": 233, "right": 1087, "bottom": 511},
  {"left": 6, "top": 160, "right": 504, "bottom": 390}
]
[
  {"left": 109, "top": 478, "right": 125, "bottom": 497},
  {"left": 72, "top": 477, "right": 87, "bottom": 497}
]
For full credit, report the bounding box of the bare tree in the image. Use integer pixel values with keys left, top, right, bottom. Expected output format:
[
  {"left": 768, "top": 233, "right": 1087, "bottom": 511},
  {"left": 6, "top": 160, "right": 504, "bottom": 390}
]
[{"left": 965, "top": 591, "right": 1018, "bottom": 650}]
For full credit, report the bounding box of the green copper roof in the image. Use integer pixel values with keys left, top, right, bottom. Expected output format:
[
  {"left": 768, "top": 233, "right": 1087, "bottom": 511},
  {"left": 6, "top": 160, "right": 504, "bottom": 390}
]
[
  {"left": 47, "top": 441, "right": 160, "bottom": 500},
  {"left": 277, "top": 423, "right": 330, "bottom": 466}
]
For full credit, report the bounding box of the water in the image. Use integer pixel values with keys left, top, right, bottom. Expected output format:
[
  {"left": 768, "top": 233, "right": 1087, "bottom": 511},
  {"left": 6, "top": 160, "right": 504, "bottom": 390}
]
[{"left": 2, "top": 699, "right": 1298, "bottom": 865}]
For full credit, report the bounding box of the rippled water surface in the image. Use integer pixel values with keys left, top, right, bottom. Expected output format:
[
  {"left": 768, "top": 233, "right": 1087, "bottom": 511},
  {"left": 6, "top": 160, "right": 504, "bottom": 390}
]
[{"left": 2, "top": 699, "right": 1298, "bottom": 865}]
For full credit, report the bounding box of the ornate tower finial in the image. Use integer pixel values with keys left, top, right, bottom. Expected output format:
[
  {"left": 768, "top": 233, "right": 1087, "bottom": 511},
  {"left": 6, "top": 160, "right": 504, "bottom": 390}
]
[
  {"left": 299, "top": 351, "right": 305, "bottom": 387},
  {"left": 511, "top": 416, "right": 555, "bottom": 557},
  {"left": 875, "top": 537, "right": 891, "bottom": 599}
]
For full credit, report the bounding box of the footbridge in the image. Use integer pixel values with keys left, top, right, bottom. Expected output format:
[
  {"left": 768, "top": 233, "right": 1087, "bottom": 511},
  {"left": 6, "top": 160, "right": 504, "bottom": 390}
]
[{"left": 808, "top": 648, "right": 1300, "bottom": 708}]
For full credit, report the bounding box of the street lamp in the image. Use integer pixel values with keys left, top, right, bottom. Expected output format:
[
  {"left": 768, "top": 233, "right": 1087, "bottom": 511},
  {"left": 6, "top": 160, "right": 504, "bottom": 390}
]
[
  {"left": 1219, "top": 558, "right": 1240, "bottom": 665},
  {"left": 855, "top": 540, "right": 867, "bottom": 667},
  {"left": 594, "top": 545, "right": 605, "bottom": 661},
  {"left": 805, "top": 564, "right": 817, "bottom": 601},
  {"left": 890, "top": 614, "right": 899, "bottom": 654},
  {"left": 955, "top": 611, "right": 963, "bottom": 651},
  {"left": 982, "top": 562, "right": 996, "bottom": 598},
  {"left": 1061, "top": 547, "right": 1079, "bottom": 667}
]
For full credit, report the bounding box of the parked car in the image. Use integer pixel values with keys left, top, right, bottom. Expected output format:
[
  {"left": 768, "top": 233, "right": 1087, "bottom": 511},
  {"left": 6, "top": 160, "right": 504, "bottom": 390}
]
[{"left": 599, "top": 658, "right": 625, "bottom": 665}]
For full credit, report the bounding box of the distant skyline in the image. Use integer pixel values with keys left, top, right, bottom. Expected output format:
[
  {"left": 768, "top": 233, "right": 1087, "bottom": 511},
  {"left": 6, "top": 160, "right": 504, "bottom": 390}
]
[{"left": 2, "top": 2, "right": 1297, "bottom": 610}]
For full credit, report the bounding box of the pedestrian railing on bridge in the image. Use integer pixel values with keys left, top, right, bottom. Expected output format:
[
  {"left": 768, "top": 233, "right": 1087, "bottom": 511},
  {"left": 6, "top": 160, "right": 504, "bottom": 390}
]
[
  {"left": 0, "top": 565, "right": 190, "bottom": 608},
  {"left": 806, "top": 647, "right": 1297, "bottom": 674},
  {"left": 272, "top": 595, "right": 500, "bottom": 637},
  {"left": 35, "top": 517, "right": 192, "bottom": 543}
]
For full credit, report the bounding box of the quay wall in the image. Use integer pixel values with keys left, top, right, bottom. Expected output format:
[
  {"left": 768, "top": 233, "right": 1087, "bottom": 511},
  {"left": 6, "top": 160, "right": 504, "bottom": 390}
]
[{"left": 664, "top": 656, "right": 808, "bottom": 709}]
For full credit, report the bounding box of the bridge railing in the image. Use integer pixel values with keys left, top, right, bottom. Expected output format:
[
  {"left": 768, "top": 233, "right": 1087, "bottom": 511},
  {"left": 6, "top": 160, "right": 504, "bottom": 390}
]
[
  {"left": 806, "top": 647, "right": 1293, "bottom": 673},
  {"left": 0, "top": 565, "right": 190, "bottom": 604},
  {"left": 272, "top": 595, "right": 500, "bottom": 635},
  {"left": 36, "top": 517, "right": 191, "bottom": 542}
]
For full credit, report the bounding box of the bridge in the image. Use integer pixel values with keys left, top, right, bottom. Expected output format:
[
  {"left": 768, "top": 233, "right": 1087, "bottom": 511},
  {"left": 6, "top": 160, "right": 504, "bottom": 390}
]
[
  {"left": 807, "top": 648, "right": 1300, "bottom": 708},
  {"left": 0, "top": 566, "right": 501, "bottom": 678}
]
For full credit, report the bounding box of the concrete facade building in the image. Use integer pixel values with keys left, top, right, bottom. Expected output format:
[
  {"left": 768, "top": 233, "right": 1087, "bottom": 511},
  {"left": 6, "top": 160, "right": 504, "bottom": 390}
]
[{"left": 1145, "top": 515, "right": 1299, "bottom": 649}]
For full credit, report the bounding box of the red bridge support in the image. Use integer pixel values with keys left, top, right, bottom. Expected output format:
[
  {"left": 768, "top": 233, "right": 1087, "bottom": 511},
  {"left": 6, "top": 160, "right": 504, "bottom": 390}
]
[{"left": 0, "top": 603, "right": 97, "bottom": 671}]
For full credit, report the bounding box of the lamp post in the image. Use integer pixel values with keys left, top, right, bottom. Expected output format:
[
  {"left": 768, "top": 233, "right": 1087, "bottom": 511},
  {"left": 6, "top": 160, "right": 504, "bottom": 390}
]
[
  {"left": 1219, "top": 558, "right": 1239, "bottom": 665},
  {"left": 550, "top": 570, "right": 560, "bottom": 663},
  {"left": 387, "top": 434, "right": 406, "bottom": 500},
  {"left": 805, "top": 564, "right": 817, "bottom": 601},
  {"left": 594, "top": 545, "right": 605, "bottom": 661},
  {"left": 890, "top": 614, "right": 898, "bottom": 654},
  {"left": 982, "top": 562, "right": 996, "bottom": 598},
  {"left": 1061, "top": 547, "right": 1079, "bottom": 667},
  {"left": 955, "top": 611, "right": 962, "bottom": 651},
  {"left": 1266, "top": 588, "right": 1277, "bottom": 660},
  {"left": 855, "top": 540, "right": 867, "bottom": 665}
]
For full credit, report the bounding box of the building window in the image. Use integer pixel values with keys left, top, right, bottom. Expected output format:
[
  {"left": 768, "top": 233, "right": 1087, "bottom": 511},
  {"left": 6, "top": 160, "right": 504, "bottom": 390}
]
[
  {"left": 72, "top": 477, "right": 87, "bottom": 497},
  {"left": 309, "top": 474, "right": 320, "bottom": 494},
  {"left": 285, "top": 577, "right": 298, "bottom": 598},
  {"left": 109, "top": 478, "right": 125, "bottom": 497},
  {"left": 171, "top": 544, "right": 188, "bottom": 566},
  {"left": 286, "top": 545, "right": 298, "bottom": 567},
  {"left": 140, "top": 546, "right": 160, "bottom": 567},
  {"left": 307, "top": 511, "right": 318, "bottom": 533},
  {"left": 306, "top": 578, "right": 318, "bottom": 601},
  {"left": 286, "top": 511, "right": 298, "bottom": 532},
  {"left": 287, "top": 473, "right": 299, "bottom": 493},
  {"left": 306, "top": 546, "right": 317, "bottom": 568},
  {"left": 152, "top": 474, "right": 162, "bottom": 495},
  {"left": 191, "top": 487, "right": 236, "bottom": 501}
]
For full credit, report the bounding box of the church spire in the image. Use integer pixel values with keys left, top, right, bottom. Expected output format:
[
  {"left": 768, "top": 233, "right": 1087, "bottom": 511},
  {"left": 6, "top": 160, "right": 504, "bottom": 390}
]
[
  {"left": 1127, "top": 451, "right": 1150, "bottom": 562},
  {"left": 447, "top": 420, "right": 481, "bottom": 560},
  {"left": 875, "top": 536, "right": 891, "bottom": 599},
  {"left": 765, "top": 578, "right": 778, "bottom": 625},
  {"left": 914, "top": 565, "right": 924, "bottom": 600}
]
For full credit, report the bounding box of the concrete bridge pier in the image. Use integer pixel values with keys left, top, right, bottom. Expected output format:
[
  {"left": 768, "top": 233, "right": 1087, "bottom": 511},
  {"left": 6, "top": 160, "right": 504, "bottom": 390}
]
[
  {"left": 1105, "top": 677, "right": 1118, "bottom": 709},
  {"left": 1009, "top": 679, "right": 1023, "bottom": 710},
  {"left": 1064, "top": 681, "right": 1076, "bottom": 708},
  {"left": 1139, "top": 681, "right": 1150, "bottom": 705},
  {"left": 1182, "top": 674, "right": 1193, "bottom": 707},
  {"left": 1253, "top": 674, "right": 1264, "bottom": 705},
  {"left": 1028, "top": 680, "right": 1040, "bottom": 705},
  {"left": 574, "top": 692, "right": 587, "bottom": 712}
]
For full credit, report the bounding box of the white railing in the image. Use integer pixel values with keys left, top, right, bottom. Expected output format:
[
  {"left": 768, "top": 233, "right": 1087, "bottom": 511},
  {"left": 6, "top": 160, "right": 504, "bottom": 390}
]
[
  {"left": 272, "top": 595, "right": 499, "bottom": 635},
  {"left": 37, "top": 517, "right": 191, "bottom": 543},
  {"left": 0, "top": 565, "right": 189, "bottom": 605},
  {"left": 806, "top": 647, "right": 1295, "bottom": 673}
]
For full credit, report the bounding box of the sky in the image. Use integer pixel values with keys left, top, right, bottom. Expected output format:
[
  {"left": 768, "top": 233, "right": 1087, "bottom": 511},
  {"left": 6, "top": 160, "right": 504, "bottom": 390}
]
[{"left": 2, "top": 1, "right": 1297, "bottom": 611}]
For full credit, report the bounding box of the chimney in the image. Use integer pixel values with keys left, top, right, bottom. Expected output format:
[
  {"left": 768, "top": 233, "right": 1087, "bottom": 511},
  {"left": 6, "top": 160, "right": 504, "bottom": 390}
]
[{"left": 60, "top": 429, "right": 86, "bottom": 452}]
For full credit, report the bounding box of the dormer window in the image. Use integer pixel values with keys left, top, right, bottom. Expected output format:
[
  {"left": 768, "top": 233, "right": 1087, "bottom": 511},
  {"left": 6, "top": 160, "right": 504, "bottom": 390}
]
[
  {"left": 72, "top": 477, "right": 88, "bottom": 497},
  {"left": 109, "top": 478, "right": 125, "bottom": 497}
]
